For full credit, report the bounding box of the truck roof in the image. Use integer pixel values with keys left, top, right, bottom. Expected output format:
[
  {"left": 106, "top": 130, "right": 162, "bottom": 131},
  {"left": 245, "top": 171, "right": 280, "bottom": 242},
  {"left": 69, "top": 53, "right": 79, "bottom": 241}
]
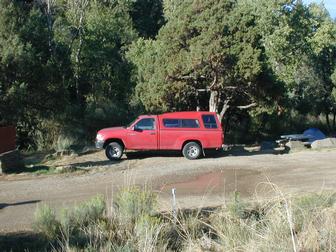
[
  {"left": 137, "top": 111, "right": 217, "bottom": 119},
  {"left": 160, "top": 111, "right": 217, "bottom": 118}
]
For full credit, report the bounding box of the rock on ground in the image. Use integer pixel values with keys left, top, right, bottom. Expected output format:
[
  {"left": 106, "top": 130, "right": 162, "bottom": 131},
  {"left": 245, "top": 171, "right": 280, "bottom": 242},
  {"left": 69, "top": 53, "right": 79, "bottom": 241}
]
[
  {"left": 311, "top": 138, "right": 336, "bottom": 149},
  {"left": 285, "top": 140, "right": 306, "bottom": 151},
  {"left": 0, "top": 150, "right": 24, "bottom": 174}
]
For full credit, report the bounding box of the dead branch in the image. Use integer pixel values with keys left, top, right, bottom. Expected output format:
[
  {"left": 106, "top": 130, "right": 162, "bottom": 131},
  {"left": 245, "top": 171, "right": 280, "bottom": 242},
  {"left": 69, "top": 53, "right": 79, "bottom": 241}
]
[{"left": 236, "top": 102, "right": 257, "bottom": 109}]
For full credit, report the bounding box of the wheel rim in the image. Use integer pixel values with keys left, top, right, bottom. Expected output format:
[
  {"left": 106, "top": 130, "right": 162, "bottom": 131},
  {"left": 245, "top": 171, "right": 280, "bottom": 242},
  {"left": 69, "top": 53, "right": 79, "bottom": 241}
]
[
  {"left": 187, "top": 146, "right": 199, "bottom": 158},
  {"left": 110, "top": 147, "right": 121, "bottom": 158}
]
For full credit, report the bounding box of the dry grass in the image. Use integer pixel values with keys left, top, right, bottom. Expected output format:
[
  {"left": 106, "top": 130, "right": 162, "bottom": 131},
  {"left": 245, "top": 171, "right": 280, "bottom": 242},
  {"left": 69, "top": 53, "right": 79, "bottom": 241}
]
[{"left": 32, "top": 186, "right": 336, "bottom": 252}]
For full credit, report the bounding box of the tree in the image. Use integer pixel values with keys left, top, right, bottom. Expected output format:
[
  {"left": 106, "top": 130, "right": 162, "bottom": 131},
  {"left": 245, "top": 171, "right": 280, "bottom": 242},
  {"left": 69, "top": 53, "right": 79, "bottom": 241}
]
[
  {"left": 128, "top": 0, "right": 278, "bottom": 122},
  {"left": 80, "top": 1, "right": 138, "bottom": 130},
  {"left": 0, "top": 1, "right": 67, "bottom": 124},
  {"left": 308, "top": 4, "right": 336, "bottom": 131},
  {"left": 261, "top": 1, "right": 336, "bottom": 131},
  {"left": 130, "top": 0, "right": 165, "bottom": 38},
  {"left": 0, "top": 0, "right": 75, "bottom": 147},
  {"left": 0, "top": 0, "right": 139, "bottom": 148}
]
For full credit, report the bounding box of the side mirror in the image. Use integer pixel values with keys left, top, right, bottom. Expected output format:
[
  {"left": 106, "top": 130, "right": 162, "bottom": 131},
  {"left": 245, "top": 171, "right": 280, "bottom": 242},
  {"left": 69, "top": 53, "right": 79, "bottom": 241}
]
[{"left": 133, "top": 125, "right": 143, "bottom": 132}]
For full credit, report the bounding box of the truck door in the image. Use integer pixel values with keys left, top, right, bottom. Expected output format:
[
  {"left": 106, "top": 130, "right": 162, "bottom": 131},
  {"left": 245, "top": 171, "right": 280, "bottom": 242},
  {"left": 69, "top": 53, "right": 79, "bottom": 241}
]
[{"left": 126, "top": 117, "right": 158, "bottom": 150}]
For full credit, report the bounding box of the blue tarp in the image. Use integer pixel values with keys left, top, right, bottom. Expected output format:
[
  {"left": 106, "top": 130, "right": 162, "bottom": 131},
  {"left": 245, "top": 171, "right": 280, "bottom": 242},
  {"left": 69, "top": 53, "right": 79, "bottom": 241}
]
[{"left": 303, "top": 128, "right": 326, "bottom": 143}]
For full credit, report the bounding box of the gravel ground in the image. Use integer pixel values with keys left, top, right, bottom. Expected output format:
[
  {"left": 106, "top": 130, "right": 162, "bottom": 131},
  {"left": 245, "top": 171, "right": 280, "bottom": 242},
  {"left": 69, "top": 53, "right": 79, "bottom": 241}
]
[{"left": 1, "top": 149, "right": 336, "bottom": 232}]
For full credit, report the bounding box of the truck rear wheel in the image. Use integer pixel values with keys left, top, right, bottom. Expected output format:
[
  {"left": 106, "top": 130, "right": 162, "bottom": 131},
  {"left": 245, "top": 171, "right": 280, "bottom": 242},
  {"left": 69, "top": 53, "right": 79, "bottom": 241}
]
[
  {"left": 182, "top": 142, "right": 202, "bottom": 160},
  {"left": 105, "top": 142, "right": 124, "bottom": 161}
]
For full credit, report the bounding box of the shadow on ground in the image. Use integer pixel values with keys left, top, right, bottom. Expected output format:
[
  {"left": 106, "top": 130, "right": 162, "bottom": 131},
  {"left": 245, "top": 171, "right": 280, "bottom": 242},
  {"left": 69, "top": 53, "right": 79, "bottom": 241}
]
[
  {"left": 66, "top": 148, "right": 289, "bottom": 168},
  {"left": 22, "top": 152, "right": 53, "bottom": 165},
  {"left": 6, "top": 165, "right": 52, "bottom": 174},
  {"left": 69, "top": 160, "right": 120, "bottom": 168},
  {"left": 204, "top": 146, "right": 290, "bottom": 158},
  {"left": 124, "top": 149, "right": 285, "bottom": 159},
  {"left": 67, "top": 151, "right": 183, "bottom": 168},
  {"left": 125, "top": 150, "right": 182, "bottom": 159},
  {"left": 0, "top": 232, "right": 49, "bottom": 252},
  {"left": 0, "top": 200, "right": 41, "bottom": 210}
]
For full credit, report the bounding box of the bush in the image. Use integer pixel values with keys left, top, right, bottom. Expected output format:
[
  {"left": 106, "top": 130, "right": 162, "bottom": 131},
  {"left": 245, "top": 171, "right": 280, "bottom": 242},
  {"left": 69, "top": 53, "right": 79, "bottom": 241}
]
[
  {"left": 54, "top": 134, "right": 77, "bottom": 152},
  {"left": 31, "top": 189, "right": 336, "bottom": 252},
  {"left": 59, "top": 195, "right": 106, "bottom": 247},
  {"left": 60, "top": 195, "right": 106, "bottom": 231},
  {"left": 34, "top": 120, "right": 62, "bottom": 151},
  {"left": 32, "top": 188, "right": 162, "bottom": 251},
  {"left": 33, "top": 204, "right": 61, "bottom": 241},
  {"left": 114, "top": 186, "right": 157, "bottom": 223},
  {"left": 33, "top": 118, "right": 88, "bottom": 152}
]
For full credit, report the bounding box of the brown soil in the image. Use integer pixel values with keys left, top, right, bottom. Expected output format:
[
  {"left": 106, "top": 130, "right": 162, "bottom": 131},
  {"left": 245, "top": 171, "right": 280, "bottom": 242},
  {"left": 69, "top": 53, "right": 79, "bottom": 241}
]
[{"left": 1, "top": 149, "right": 336, "bottom": 232}]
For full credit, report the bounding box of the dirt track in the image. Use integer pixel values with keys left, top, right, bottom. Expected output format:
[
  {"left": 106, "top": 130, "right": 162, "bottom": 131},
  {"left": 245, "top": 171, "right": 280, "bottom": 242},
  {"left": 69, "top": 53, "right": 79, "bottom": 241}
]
[{"left": 1, "top": 149, "right": 336, "bottom": 232}]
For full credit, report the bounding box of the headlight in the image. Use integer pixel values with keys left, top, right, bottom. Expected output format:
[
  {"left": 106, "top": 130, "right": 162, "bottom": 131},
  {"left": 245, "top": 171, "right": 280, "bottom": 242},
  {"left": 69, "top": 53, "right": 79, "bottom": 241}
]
[{"left": 96, "top": 133, "right": 104, "bottom": 141}]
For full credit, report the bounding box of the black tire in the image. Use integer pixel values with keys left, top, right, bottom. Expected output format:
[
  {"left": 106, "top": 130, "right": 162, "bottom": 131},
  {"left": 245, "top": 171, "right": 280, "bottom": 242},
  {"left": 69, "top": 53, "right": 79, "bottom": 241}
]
[
  {"left": 105, "top": 142, "right": 124, "bottom": 161},
  {"left": 182, "top": 142, "right": 202, "bottom": 160}
]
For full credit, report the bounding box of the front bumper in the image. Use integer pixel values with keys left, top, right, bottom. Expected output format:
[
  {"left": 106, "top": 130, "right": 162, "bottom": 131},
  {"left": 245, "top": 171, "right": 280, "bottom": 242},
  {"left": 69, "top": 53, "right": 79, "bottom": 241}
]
[{"left": 95, "top": 139, "right": 104, "bottom": 149}]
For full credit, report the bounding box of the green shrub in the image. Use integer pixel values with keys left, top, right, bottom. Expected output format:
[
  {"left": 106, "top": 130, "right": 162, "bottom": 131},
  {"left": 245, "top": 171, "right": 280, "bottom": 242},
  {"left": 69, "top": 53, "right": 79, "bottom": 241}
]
[
  {"left": 54, "top": 134, "right": 77, "bottom": 152},
  {"left": 114, "top": 186, "right": 157, "bottom": 223},
  {"left": 33, "top": 119, "right": 88, "bottom": 152},
  {"left": 60, "top": 195, "right": 106, "bottom": 232},
  {"left": 34, "top": 120, "right": 63, "bottom": 151},
  {"left": 33, "top": 204, "right": 61, "bottom": 240}
]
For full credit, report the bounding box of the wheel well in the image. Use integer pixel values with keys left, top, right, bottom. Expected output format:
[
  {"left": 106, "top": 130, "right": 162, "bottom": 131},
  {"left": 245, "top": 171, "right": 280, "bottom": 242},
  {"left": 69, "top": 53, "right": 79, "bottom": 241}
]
[
  {"left": 182, "top": 140, "right": 202, "bottom": 150},
  {"left": 103, "top": 138, "right": 125, "bottom": 149}
]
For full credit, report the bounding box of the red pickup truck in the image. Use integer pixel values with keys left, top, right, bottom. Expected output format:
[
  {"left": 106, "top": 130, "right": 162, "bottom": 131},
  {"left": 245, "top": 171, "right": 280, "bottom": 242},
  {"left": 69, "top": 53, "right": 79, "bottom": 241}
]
[{"left": 95, "top": 111, "right": 224, "bottom": 160}]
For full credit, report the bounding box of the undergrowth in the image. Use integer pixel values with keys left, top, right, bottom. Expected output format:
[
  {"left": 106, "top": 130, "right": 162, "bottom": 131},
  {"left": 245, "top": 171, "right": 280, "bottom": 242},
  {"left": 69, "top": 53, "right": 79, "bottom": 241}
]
[{"left": 4, "top": 188, "right": 336, "bottom": 251}]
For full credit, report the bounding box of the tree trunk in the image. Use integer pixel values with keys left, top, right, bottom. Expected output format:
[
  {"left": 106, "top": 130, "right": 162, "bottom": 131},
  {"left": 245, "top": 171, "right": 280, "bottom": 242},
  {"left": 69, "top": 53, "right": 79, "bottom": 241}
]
[
  {"left": 326, "top": 112, "right": 331, "bottom": 133},
  {"left": 68, "top": 0, "right": 88, "bottom": 106},
  {"left": 209, "top": 90, "right": 219, "bottom": 113},
  {"left": 196, "top": 90, "right": 200, "bottom": 111},
  {"left": 333, "top": 112, "right": 336, "bottom": 132},
  {"left": 46, "top": 0, "right": 53, "bottom": 55},
  {"left": 218, "top": 99, "right": 230, "bottom": 122},
  {"left": 208, "top": 89, "right": 231, "bottom": 124},
  {"left": 75, "top": 13, "right": 84, "bottom": 105}
]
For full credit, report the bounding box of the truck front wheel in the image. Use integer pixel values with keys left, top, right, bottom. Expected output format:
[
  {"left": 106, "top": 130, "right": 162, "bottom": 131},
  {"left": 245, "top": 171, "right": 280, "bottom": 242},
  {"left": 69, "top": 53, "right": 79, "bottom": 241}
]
[
  {"left": 182, "top": 142, "right": 202, "bottom": 160},
  {"left": 105, "top": 142, "right": 124, "bottom": 161}
]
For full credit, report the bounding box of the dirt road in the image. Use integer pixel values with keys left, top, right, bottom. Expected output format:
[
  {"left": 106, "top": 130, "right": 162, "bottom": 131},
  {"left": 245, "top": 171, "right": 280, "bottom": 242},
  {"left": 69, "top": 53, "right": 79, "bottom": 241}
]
[{"left": 1, "top": 149, "right": 336, "bottom": 232}]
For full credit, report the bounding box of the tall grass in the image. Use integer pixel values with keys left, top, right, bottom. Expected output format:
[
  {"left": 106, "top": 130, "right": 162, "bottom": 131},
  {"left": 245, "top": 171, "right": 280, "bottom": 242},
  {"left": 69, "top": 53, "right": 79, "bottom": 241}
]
[{"left": 33, "top": 187, "right": 336, "bottom": 252}]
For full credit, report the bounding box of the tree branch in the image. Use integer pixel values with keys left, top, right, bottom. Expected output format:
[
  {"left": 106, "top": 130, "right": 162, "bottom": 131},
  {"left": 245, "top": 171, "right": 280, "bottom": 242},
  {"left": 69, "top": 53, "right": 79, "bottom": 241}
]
[
  {"left": 219, "top": 99, "right": 231, "bottom": 121},
  {"left": 208, "top": 74, "right": 218, "bottom": 90},
  {"left": 236, "top": 102, "right": 257, "bottom": 109},
  {"left": 166, "top": 72, "right": 206, "bottom": 82},
  {"left": 166, "top": 75, "right": 194, "bottom": 81},
  {"left": 223, "top": 86, "right": 238, "bottom": 90}
]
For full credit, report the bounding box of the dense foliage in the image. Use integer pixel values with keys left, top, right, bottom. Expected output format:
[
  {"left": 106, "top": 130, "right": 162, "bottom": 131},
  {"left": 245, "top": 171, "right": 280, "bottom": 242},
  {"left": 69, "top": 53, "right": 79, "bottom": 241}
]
[{"left": 0, "top": 0, "right": 335, "bottom": 149}]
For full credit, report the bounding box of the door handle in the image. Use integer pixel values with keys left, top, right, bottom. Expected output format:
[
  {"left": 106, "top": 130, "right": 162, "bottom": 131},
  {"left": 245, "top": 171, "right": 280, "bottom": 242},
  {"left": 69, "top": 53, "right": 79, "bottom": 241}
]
[{"left": 150, "top": 132, "right": 156, "bottom": 135}]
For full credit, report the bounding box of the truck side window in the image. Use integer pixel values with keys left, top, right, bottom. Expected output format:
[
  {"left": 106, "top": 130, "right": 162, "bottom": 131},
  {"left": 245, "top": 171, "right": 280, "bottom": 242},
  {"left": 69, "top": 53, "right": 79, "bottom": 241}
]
[
  {"left": 134, "top": 118, "right": 155, "bottom": 130},
  {"left": 181, "top": 119, "right": 199, "bottom": 128},
  {"left": 202, "top": 115, "right": 218, "bottom": 128},
  {"left": 163, "top": 119, "right": 179, "bottom": 128},
  {"left": 163, "top": 119, "right": 199, "bottom": 128}
]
